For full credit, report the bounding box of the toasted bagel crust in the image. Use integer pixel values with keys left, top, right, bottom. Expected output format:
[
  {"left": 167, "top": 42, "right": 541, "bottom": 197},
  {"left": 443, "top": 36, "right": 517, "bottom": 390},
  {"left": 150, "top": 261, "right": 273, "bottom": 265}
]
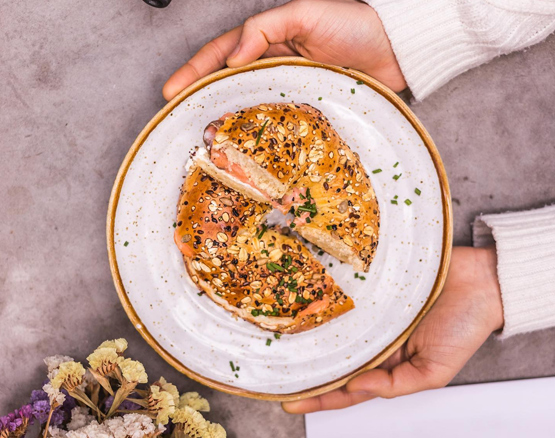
[
  {"left": 209, "top": 103, "right": 380, "bottom": 272},
  {"left": 175, "top": 167, "right": 354, "bottom": 333}
]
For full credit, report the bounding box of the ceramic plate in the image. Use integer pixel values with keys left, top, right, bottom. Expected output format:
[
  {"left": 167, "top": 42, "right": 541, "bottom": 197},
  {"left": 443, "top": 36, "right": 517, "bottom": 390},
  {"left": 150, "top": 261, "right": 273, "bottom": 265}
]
[{"left": 107, "top": 58, "right": 452, "bottom": 401}]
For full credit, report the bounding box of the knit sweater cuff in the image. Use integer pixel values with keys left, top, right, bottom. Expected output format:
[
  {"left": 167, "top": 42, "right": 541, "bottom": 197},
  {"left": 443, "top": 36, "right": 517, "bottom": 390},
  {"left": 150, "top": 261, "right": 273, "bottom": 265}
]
[
  {"left": 363, "top": 0, "right": 555, "bottom": 100},
  {"left": 473, "top": 205, "right": 555, "bottom": 339},
  {"left": 363, "top": 0, "right": 474, "bottom": 100}
]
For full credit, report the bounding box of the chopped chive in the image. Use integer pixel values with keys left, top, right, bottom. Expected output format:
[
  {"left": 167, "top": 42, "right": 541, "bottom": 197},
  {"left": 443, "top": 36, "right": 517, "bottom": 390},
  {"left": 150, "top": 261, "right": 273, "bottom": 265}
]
[
  {"left": 257, "top": 224, "right": 268, "bottom": 239},
  {"left": 251, "top": 309, "right": 260, "bottom": 317},
  {"left": 394, "top": 195, "right": 398, "bottom": 199},
  {"left": 267, "top": 262, "right": 285, "bottom": 272},
  {"left": 393, "top": 162, "right": 399, "bottom": 168},
  {"left": 351, "top": 88, "right": 355, "bottom": 94},
  {"left": 274, "top": 333, "right": 281, "bottom": 339},
  {"left": 356, "top": 80, "right": 364, "bottom": 85},
  {"left": 235, "top": 373, "right": 239, "bottom": 378},
  {"left": 391, "top": 200, "right": 398, "bottom": 205},
  {"left": 172, "top": 222, "right": 177, "bottom": 228},
  {"left": 255, "top": 119, "right": 269, "bottom": 146},
  {"left": 405, "top": 199, "right": 412, "bottom": 205},
  {"left": 280, "top": 92, "right": 286, "bottom": 97},
  {"left": 197, "top": 292, "right": 204, "bottom": 296},
  {"left": 290, "top": 223, "right": 296, "bottom": 229},
  {"left": 329, "top": 263, "right": 333, "bottom": 267},
  {"left": 266, "top": 339, "right": 272, "bottom": 346},
  {"left": 318, "top": 97, "right": 323, "bottom": 101},
  {"left": 355, "top": 272, "right": 359, "bottom": 278},
  {"left": 415, "top": 188, "right": 422, "bottom": 196},
  {"left": 359, "top": 276, "right": 366, "bottom": 280},
  {"left": 297, "top": 205, "right": 317, "bottom": 214},
  {"left": 393, "top": 173, "right": 402, "bottom": 181},
  {"left": 123, "top": 241, "right": 129, "bottom": 247},
  {"left": 215, "top": 292, "right": 222, "bottom": 297},
  {"left": 236, "top": 366, "right": 240, "bottom": 371},
  {"left": 290, "top": 266, "right": 298, "bottom": 273},
  {"left": 230, "top": 361, "right": 236, "bottom": 372},
  {"left": 372, "top": 169, "right": 382, "bottom": 174}
]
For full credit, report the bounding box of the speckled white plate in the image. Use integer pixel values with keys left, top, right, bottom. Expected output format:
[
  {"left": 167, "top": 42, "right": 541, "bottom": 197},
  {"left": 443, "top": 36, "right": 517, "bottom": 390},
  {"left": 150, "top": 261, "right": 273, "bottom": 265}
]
[{"left": 107, "top": 58, "right": 452, "bottom": 401}]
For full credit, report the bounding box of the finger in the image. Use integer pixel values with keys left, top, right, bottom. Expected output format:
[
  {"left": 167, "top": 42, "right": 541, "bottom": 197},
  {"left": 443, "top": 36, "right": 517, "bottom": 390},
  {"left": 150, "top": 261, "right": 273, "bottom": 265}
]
[
  {"left": 346, "top": 355, "right": 454, "bottom": 399},
  {"left": 260, "top": 43, "right": 299, "bottom": 59},
  {"left": 282, "top": 388, "right": 375, "bottom": 414},
  {"left": 227, "top": 3, "right": 304, "bottom": 68},
  {"left": 163, "top": 26, "right": 243, "bottom": 101}
]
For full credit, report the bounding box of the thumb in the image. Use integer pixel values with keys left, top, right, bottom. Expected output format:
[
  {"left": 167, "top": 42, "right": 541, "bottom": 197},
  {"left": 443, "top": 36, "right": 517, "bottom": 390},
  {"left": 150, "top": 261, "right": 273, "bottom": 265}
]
[
  {"left": 346, "top": 355, "right": 454, "bottom": 399},
  {"left": 226, "top": 2, "right": 304, "bottom": 67}
]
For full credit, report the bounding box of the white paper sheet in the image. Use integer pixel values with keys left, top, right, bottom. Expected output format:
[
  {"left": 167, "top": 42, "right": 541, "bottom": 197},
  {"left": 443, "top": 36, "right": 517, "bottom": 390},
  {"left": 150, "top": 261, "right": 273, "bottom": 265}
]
[{"left": 305, "top": 377, "right": 555, "bottom": 438}]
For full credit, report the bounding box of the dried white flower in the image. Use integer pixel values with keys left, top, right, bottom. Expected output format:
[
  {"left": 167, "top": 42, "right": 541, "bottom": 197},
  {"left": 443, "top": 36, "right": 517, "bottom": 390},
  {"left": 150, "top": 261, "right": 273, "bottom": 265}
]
[
  {"left": 67, "top": 407, "right": 95, "bottom": 431},
  {"left": 43, "top": 382, "right": 66, "bottom": 406},
  {"left": 65, "top": 420, "right": 113, "bottom": 438},
  {"left": 105, "top": 413, "right": 161, "bottom": 438},
  {"left": 44, "top": 355, "right": 74, "bottom": 379},
  {"left": 49, "top": 426, "right": 68, "bottom": 438}
]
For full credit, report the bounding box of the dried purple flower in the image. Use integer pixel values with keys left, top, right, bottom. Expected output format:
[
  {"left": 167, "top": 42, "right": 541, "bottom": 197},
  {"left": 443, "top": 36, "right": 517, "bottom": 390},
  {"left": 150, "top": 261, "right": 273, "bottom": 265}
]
[
  {"left": 30, "top": 390, "right": 49, "bottom": 404},
  {"left": 0, "top": 404, "right": 33, "bottom": 437},
  {"left": 104, "top": 394, "right": 143, "bottom": 412},
  {"left": 50, "top": 407, "right": 66, "bottom": 427},
  {"left": 60, "top": 389, "right": 77, "bottom": 412},
  {"left": 32, "top": 400, "right": 50, "bottom": 424}
]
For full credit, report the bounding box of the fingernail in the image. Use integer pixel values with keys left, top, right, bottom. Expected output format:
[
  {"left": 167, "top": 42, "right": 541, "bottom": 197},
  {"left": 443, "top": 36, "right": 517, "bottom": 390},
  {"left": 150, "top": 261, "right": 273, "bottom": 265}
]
[{"left": 228, "top": 44, "right": 241, "bottom": 60}]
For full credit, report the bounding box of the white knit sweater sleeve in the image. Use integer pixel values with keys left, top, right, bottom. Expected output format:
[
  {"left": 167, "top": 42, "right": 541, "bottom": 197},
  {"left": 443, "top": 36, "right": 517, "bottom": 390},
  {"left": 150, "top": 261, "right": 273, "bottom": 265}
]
[
  {"left": 363, "top": 0, "right": 555, "bottom": 100},
  {"left": 473, "top": 205, "right": 555, "bottom": 339}
]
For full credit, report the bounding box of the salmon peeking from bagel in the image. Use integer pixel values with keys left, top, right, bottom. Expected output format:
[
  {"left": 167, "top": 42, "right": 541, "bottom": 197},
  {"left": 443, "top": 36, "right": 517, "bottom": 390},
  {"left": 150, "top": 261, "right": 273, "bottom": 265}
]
[{"left": 197, "top": 103, "right": 380, "bottom": 272}]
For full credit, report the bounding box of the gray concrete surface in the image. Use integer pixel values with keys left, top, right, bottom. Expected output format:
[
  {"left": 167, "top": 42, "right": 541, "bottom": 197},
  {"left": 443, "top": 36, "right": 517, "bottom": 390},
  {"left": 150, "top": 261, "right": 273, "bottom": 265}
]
[{"left": 0, "top": 0, "right": 554, "bottom": 436}]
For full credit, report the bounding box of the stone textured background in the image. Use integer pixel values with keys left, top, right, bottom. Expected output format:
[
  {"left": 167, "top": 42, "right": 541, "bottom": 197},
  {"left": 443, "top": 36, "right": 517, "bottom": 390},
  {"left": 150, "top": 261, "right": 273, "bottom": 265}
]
[{"left": 1, "top": 1, "right": 553, "bottom": 436}]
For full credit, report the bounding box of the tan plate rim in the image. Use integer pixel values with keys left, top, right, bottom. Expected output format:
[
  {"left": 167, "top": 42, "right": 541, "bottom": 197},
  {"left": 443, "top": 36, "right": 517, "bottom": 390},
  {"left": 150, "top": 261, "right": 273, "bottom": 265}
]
[{"left": 106, "top": 57, "right": 453, "bottom": 402}]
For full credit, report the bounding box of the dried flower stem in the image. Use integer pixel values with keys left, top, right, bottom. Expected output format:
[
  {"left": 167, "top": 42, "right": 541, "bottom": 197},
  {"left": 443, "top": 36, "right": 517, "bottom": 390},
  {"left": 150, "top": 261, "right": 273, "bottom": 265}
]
[
  {"left": 42, "top": 406, "right": 55, "bottom": 438},
  {"left": 69, "top": 388, "right": 104, "bottom": 418},
  {"left": 89, "top": 368, "right": 114, "bottom": 395},
  {"left": 107, "top": 380, "right": 138, "bottom": 417}
]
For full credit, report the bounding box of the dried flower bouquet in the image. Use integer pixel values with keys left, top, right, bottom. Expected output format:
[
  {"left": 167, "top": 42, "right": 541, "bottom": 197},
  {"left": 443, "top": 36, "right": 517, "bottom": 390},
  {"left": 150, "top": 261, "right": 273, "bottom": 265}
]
[{"left": 0, "top": 339, "right": 225, "bottom": 438}]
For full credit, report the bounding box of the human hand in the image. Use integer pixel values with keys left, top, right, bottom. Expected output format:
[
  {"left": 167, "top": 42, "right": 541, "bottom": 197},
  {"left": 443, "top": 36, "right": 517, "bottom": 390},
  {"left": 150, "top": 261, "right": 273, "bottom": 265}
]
[
  {"left": 282, "top": 246, "right": 504, "bottom": 413},
  {"left": 163, "top": 0, "right": 406, "bottom": 100}
]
